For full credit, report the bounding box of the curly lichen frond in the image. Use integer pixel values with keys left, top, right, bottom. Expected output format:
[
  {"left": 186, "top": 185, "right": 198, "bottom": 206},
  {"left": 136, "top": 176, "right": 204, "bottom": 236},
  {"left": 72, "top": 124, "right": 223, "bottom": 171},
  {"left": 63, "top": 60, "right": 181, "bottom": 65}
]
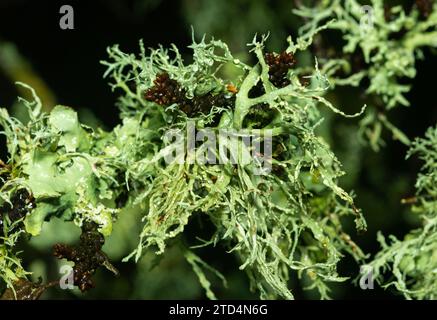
[
  {"left": 369, "top": 124, "right": 437, "bottom": 300},
  {"left": 1, "top": 31, "right": 367, "bottom": 300},
  {"left": 294, "top": 0, "right": 437, "bottom": 150},
  {"left": 102, "top": 34, "right": 366, "bottom": 299},
  {"left": 0, "top": 223, "right": 30, "bottom": 298},
  {"left": 0, "top": 87, "right": 126, "bottom": 294}
]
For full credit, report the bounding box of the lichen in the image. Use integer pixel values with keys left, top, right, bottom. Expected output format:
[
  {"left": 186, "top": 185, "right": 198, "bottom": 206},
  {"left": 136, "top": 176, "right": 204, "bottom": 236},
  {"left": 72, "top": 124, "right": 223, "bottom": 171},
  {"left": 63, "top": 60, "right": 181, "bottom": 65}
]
[
  {"left": 368, "top": 124, "right": 437, "bottom": 300},
  {"left": 294, "top": 0, "right": 437, "bottom": 150},
  {"left": 1, "top": 32, "right": 367, "bottom": 299}
]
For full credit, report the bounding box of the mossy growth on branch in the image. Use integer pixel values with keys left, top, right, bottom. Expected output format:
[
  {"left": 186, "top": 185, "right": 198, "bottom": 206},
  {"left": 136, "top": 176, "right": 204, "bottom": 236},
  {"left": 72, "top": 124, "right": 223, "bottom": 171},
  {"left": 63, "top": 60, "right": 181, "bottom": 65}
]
[
  {"left": 294, "top": 0, "right": 437, "bottom": 150},
  {"left": 0, "top": 29, "right": 368, "bottom": 299}
]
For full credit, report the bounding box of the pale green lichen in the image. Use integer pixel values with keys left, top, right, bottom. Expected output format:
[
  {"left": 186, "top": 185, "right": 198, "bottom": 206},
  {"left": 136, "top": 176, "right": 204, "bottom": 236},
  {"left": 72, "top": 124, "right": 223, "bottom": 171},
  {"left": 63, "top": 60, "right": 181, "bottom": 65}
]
[
  {"left": 103, "top": 34, "right": 366, "bottom": 299},
  {"left": 294, "top": 0, "right": 437, "bottom": 150},
  {"left": 368, "top": 124, "right": 437, "bottom": 299},
  {"left": 1, "top": 33, "right": 366, "bottom": 299},
  {"left": 0, "top": 88, "right": 125, "bottom": 295}
]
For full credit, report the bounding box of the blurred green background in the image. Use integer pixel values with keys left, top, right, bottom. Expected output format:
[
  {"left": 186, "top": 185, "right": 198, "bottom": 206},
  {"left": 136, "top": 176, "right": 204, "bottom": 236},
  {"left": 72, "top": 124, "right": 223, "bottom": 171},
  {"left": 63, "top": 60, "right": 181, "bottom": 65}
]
[{"left": 0, "top": 0, "right": 436, "bottom": 299}]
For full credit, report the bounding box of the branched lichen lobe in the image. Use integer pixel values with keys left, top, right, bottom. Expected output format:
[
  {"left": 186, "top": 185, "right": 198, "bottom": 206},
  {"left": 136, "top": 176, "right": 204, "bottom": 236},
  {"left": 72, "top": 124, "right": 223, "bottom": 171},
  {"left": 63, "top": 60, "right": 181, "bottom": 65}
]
[
  {"left": 416, "top": 0, "right": 434, "bottom": 18},
  {"left": 264, "top": 51, "right": 296, "bottom": 88},
  {"left": 144, "top": 73, "right": 186, "bottom": 106}
]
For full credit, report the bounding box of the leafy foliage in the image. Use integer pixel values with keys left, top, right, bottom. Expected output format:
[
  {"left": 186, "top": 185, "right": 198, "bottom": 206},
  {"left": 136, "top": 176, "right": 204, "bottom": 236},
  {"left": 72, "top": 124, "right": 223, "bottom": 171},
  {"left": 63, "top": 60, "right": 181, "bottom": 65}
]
[{"left": 0, "top": 84, "right": 124, "bottom": 297}]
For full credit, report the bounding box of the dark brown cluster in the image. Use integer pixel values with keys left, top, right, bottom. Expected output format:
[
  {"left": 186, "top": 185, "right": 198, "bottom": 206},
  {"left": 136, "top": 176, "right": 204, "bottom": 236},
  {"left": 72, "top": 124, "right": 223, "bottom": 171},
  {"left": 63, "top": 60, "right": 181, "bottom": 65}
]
[
  {"left": 144, "top": 73, "right": 186, "bottom": 106},
  {"left": 53, "top": 221, "right": 116, "bottom": 292},
  {"left": 264, "top": 51, "right": 296, "bottom": 88},
  {"left": 144, "top": 72, "right": 236, "bottom": 118},
  {"left": 0, "top": 189, "right": 35, "bottom": 238},
  {"left": 416, "top": 0, "right": 434, "bottom": 18}
]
